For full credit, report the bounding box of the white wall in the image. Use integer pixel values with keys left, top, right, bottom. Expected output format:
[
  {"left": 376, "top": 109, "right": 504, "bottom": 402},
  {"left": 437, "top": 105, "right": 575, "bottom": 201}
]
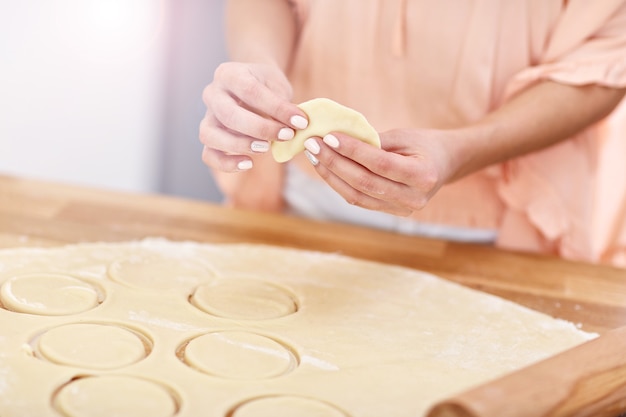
[
  {"left": 0, "top": 0, "right": 168, "bottom": 192},
  {"left": 158, "top": 0, "right": 227, "bottom": 202}
]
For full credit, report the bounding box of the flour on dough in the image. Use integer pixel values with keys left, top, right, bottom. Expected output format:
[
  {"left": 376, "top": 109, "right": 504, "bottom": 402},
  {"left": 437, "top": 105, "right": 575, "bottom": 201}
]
[
  {"left": 272, "top": 98, "right": 381, "bottom": 162},
  {"left": 0, "top": 239, "right": 595, "bottom": 417}
]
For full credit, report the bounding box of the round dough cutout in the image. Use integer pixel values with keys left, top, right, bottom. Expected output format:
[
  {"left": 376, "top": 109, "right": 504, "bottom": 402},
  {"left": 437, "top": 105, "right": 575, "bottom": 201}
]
[
  {"left": 53, "top": 375, "right": 178, "bottom": 417},
  {"left": 231, "top": 395, "right": 348, "bottom": 417},
  {"left": 37, "top": 323, "right": 150, "bottom": 369},
  {"left": 0, "top": 274, "right": 101, "bottom": 315},
  {"left": 108, "top": 255, "right": 214, "bottom": 290},
  {"left": 190, "top": 278, "right": 298, "bottom": 320},
  {"left": 182, "top": 331, "right": 297, "bottom": 379}
]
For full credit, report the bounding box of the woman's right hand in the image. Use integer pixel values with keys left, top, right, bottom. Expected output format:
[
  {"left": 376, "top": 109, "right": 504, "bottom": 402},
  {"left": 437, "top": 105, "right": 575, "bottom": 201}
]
[{"left": 199, "top": 61, "right": 308, "bottom": 172}]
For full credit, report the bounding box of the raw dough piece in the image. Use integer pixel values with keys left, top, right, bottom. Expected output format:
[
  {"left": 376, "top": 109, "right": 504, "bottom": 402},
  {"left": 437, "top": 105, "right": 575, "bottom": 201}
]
[
  {"left": 271, "top": 98, "right": 381, "bottom": 162},
  {"left": 37, "top": 323, "right": 148, "bottom": 369},
  {"left": 108, "top": 254, "right": 214, "bottom": 290},
  {"left": 231, "top": 395, "right": 348, "bottom": 417},
  {"left": 0, "top": 273, "right": 100, "bottom": 315},
  {"left": 0, "top": 239, "right": 595, "bottom": 417},
  {"left": 54, "top": 375, "right": 177, "bottom": 417},
  {"left": 182, "top": 330, "right": 296, "bottom": 379},
  {"left": 190, "top": 278, "right": 298, "bottom": 319}
]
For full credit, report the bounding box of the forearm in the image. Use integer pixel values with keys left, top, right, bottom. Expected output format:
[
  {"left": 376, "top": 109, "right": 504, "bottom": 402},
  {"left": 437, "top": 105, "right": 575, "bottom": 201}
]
[
  {"left": 211, "top": 0, "right": 299, "bottom": 211},
  {"left": 226, "top": 0, "right": 297, "bottom": 70},
  {"left": 216, "top": 154, "right": 285, "bottom": 211},
  {"left": 448, "top": 81, "right": 626, "bottom": 182}
]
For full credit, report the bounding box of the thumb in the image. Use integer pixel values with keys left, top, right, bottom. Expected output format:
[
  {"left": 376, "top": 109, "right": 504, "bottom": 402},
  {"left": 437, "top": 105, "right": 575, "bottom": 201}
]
[{"left": 379, "top": 128, "right": 422, "bottom": 154}]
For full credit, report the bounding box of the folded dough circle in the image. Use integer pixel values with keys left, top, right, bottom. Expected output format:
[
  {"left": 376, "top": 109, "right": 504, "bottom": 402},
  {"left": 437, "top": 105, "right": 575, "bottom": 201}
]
[{"left": 271, "top": 98, "right": 381, "bottom": 162}]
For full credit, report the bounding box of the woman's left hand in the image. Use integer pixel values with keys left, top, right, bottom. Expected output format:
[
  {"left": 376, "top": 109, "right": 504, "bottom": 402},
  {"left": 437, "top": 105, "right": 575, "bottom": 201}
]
[
  {"left": 301, "top": 82, "right": 626, "bottom": 217},
  {"left": 302, "top": 128, "right": 462, "bottom": 216}
]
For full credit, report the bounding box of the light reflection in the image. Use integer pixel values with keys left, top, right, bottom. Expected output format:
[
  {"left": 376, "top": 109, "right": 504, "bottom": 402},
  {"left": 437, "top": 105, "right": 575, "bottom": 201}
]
[{"left": 52, "top": 0, "right": 167, "bottom": 64}]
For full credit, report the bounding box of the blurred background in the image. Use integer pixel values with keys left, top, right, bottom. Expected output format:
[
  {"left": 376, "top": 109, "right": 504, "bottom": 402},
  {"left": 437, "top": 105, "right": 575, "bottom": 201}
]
[{"left": 0, "top": 0, "right": 227, "bottom": 202}]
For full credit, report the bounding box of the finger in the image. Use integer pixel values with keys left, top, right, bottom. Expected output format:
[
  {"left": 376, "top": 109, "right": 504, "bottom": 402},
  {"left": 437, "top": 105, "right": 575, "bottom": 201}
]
[
  {"left": 324, "top": 133, "right": 419, "bottom": 185},
  {"left": 207, "top": 87, "right": 294, "bottom": 142},
  {"left": 199, "top": 115, "right": 271, "bottom": 156},
  {"left": 215, "top": 64, "right": 309, "bottom": 131},
  {"left": 305, "top": 151, "right": 412, "bottom": 216},
  {"left": 307, "top": 136, "right": 432, "bottom": 212},
  {"left": 201, "top": 146, "right": 254, "bottom": 173},
  {"left": 306, "top": 137, "right": 408, "bottom": 202},
  {"left": 303, "top": 138, "right": 411, "bottom": 214}
]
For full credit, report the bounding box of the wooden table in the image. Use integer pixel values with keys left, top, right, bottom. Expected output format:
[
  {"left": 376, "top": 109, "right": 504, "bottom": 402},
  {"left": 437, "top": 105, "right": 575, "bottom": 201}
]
[{"left": 1, "top": 174, "right": 625, "bottom": 335}]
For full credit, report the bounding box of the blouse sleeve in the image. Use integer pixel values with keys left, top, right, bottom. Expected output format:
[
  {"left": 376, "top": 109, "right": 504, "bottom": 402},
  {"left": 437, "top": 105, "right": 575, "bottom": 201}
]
[
  {"left": 506, "top": 1, "right": 626, "bottom": 98},
  {"left": 495, "top": 1, "right": 626, "bottom": 267}
]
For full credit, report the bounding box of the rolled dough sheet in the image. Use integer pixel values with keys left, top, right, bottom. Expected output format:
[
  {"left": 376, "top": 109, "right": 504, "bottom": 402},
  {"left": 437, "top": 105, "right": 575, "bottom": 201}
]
[
  {"left": 271, "top": 98, "right": 381, "bottom": 163},
  {"left": 0, "top": 239, "right": 594, "bottom": 417}
]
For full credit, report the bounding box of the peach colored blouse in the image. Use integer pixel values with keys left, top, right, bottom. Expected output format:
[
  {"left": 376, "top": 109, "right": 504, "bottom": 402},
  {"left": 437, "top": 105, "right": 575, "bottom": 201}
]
[{"left": 284, "top": 0, "right": 626, "bottom": 266}]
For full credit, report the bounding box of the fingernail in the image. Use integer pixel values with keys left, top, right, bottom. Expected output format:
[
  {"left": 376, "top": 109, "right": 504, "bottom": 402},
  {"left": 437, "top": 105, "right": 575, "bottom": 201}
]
[
  {"left": 291, "top": 115, "right": 308, "bottom": 130},
  {"left": 250, "top": 140, "right": 269, "bottom": 153},
  {"left": 278, "top": 127, "right": 295, "bottom": 140},
  {"left": 304, "top": 138, "right": 320, "bottom": 155},
  {"left": 237, "top": 160, "right": 253, "bottom": 170},
  {"left": 323, "top": 134, "right": 339, "bottom": 148},
  {"left": 304, "top": 150, "right": 319, "bottom": 166}
]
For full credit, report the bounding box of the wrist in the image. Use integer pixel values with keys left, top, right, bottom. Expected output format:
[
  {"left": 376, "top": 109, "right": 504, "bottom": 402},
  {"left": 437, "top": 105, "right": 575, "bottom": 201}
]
[{"left": 439, "top": 123, "right": 496, "bottom": 183}]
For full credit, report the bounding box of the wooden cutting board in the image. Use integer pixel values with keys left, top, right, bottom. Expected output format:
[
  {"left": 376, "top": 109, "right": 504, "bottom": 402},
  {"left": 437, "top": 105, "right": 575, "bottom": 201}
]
[
  {"left": 1, "top": 174, "right": 626, "bottom": 417},
  {"left": 1, "top": 174, "right": 625, "bottom": 335}
]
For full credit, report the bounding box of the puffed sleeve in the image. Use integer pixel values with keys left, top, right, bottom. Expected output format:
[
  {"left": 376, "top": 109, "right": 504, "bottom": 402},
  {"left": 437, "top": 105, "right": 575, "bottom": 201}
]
[
  {"left": 507, "top": 0, "right": 626, "bottom": 95},
  {"left": 495, "top": 1, "right": 626, "bottom": 266}
]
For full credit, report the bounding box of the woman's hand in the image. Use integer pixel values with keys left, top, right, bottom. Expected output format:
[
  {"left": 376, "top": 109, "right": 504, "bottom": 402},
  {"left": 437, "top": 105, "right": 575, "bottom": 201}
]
[
  {"left": 199, "top": 0, "right": 302, "bottom": 211},
  {"left": 199, "top": 61, "right": 308, "bottom": 172},
  {"left": 302, "top": 129, "right": 462, "bottom": 216},
  {"left": 301, "top": 81, "right": 626, "bottom": 216}
]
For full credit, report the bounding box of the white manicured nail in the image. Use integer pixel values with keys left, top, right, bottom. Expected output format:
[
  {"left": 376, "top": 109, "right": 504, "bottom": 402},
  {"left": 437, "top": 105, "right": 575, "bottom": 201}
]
[
  {"left": 304, "top": 138, "right": 320, "bottom": 155},
  {"left": 278, "top": 127, "right": 295, "bottom": 140},
  {"left": 237, "top": 160, "right": 253, "bottom": 170},
  {"left": 250, "top": 140, "right": 269, "bottom": 153},
  {"left": 323, "top": 134, "right": 339, "bottom": 148},
  {"left": 291, "top": 115, "right": 308, "bottom": 130},
  {"left": 304, "top": 150, "right": 319, "bottom": 166}
]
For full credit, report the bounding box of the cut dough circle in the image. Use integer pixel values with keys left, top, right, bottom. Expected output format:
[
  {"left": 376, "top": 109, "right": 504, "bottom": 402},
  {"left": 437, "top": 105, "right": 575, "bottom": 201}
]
[
  {"left": 182, "top": 331, "right": 297, "bottom": 379},
  {"left": 271, "top": 98, "right": 381, "bottom": 162},
  {"left": 190, "top": 278, "right": 298, "bottom": 320},
  {"left": 0, "top": 274, "right": 100, "bottom": 315},
  {"left": 37, "top": 323, "right": 149, "bottom": 369},
  {"left": 108, "top": 255, "right": 214, "bottom": 290},
  {"left": 53, "top": 375, "right": 178, "bottom": 417},
  {"left": 231, "top": 395, "right": 348, "bottom": 417}
]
